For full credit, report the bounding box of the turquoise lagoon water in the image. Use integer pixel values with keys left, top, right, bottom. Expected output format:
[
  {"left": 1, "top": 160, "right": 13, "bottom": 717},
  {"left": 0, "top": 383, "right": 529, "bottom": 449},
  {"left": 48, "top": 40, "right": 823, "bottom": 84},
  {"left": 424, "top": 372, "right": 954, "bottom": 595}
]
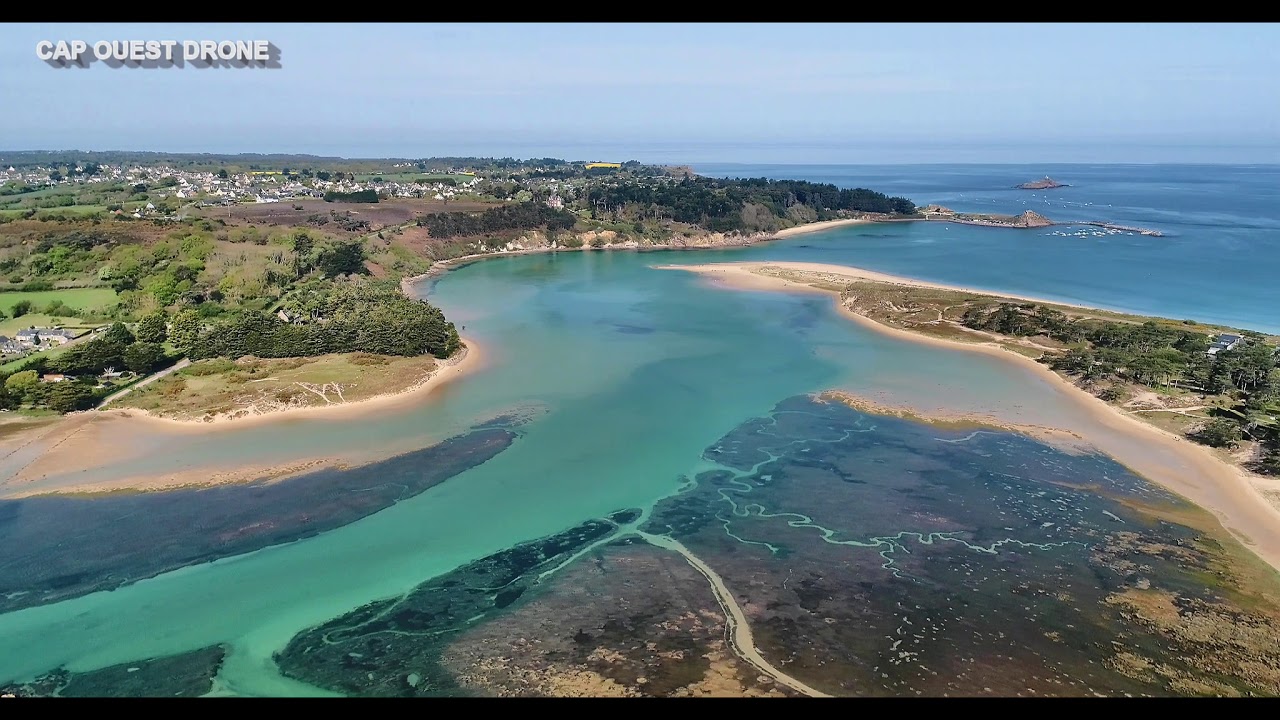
[{"left": 0, "top": 164, "right": 1275, "bottom": 694}]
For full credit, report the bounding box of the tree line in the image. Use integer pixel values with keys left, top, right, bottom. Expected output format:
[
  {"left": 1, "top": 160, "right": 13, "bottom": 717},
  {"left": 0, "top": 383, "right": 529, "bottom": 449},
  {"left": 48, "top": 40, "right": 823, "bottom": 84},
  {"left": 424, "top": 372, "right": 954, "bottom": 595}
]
[
  {"left": 323, "top": 189, "right": 379, "bottom": 203},
  {"left": 417, "top": 203, "right": 579, "bottom": 241}
]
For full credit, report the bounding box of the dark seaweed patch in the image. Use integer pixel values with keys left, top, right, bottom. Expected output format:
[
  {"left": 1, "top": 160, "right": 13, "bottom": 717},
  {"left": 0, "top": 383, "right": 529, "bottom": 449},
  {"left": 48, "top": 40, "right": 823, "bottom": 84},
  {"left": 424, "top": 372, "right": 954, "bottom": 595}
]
[
  {"left": 0, "top": 423, "right": 519, "bottom": 614},
  {"left": 274, "top": 516, "right": 623, "bottom": 696}
]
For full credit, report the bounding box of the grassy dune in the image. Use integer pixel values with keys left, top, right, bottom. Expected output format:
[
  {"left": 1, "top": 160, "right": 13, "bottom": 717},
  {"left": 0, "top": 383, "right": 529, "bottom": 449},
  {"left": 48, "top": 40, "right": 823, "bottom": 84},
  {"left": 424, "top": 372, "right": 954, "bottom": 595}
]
[{"left": 115, "top": 352, "right": 439, "bottom": 422}]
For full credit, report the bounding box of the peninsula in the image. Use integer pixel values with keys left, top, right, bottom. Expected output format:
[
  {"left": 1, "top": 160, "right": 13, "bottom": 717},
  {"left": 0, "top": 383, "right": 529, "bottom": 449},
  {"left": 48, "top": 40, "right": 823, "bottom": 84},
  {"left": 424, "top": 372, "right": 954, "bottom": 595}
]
[{"left": 916, "top": 204, "right": 1163, "bottom": 236}]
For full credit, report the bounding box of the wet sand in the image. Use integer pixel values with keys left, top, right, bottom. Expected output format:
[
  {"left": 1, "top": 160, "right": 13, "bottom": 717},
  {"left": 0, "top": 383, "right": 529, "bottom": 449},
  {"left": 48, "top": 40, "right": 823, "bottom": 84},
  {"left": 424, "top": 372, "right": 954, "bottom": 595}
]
[{"left": 661, "top": 261, "right": 1280, "bottom": 574}]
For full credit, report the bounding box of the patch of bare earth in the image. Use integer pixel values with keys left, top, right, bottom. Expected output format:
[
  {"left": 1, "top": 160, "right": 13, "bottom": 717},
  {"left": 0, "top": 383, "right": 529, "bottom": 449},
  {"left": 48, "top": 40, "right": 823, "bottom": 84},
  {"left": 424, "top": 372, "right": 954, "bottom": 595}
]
[{"left": 1094, "top": 531, "right": 1280, "bottom": 696}]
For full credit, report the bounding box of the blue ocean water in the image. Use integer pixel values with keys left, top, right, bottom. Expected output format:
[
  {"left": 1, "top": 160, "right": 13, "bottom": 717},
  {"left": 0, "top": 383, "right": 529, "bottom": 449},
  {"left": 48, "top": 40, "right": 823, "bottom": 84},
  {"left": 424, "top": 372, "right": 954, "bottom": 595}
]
[{"left": 699, "top": 164, "right": 1280, "bottom": 333}]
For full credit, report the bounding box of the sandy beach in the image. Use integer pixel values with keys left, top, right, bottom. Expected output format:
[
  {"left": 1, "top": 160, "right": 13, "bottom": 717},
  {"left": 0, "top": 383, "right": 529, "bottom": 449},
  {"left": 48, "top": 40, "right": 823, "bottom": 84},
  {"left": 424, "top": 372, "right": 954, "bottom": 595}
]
[
  {"left": 772, "top": 218, "right": 871, "bottom": 238},
  {"left": 0, "top": 337, "right": 486, "bottom": 497},
  {"left": 661, "top": 261, "right": 1280, "bottom": 574}
]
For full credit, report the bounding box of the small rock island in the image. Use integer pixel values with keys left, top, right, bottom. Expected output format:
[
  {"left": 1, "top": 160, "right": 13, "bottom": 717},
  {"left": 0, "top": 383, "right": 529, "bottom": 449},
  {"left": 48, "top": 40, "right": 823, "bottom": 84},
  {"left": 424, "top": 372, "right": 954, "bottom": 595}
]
[{"left": 1016, "top": 176, "right": 1068, "bottom": 190}]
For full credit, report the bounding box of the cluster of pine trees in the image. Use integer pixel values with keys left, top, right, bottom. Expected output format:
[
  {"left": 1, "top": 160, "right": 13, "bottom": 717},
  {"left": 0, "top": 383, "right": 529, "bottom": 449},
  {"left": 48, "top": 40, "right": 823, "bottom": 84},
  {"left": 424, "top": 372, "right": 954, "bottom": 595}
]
[
  {"left": 417, "top": 203, "right": 579, "bottom": 239},
  {"left": 182, "top": 283, "right": 460, "bottom": 360}
]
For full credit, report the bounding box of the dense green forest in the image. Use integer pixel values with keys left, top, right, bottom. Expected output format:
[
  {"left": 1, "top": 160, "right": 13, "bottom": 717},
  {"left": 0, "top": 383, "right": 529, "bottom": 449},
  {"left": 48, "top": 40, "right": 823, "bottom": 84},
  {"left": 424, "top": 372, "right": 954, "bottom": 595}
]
[
  {"left": 183, "top": 282, "right": 460, "bottom": 360},
  {"left": 962, "top": 302, "right": 1280, "bottom": 471},
  {"left": 417, "top": 203, "right": 579, "bottom": 243},
  {"left": 413, "top": 176, "right": 917, "bottom": 242},
  {"left": 582, "top": 176, "right": 917, "bottom": 232},
  {"left": 323, "top": 189, "right": 378, "bottom": 203}
]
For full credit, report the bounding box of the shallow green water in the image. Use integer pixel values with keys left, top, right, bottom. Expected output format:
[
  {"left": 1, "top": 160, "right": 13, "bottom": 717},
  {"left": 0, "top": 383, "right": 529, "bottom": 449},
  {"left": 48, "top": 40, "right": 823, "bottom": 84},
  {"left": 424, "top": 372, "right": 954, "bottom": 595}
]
[{"left": 0, "top": 247, "right": 1225, "bottom": 694}]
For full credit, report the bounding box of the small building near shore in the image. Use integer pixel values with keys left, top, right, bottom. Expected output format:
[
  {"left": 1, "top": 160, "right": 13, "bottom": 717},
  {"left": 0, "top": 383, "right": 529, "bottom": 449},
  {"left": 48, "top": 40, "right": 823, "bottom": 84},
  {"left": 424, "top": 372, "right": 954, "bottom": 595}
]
[
  {"left": 1207, "top": 333, "right": 1243, "bottom": 356},
  {"left": 40, "top": 374, "right": 67, "bottom": 383}
]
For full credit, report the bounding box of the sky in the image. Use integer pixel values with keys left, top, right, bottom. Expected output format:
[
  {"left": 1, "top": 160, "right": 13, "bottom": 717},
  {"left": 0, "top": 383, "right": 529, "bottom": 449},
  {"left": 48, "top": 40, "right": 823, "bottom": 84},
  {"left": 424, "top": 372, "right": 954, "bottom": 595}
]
[{"left": 2, "top": 23, "right": 1279, "bottom": 164}]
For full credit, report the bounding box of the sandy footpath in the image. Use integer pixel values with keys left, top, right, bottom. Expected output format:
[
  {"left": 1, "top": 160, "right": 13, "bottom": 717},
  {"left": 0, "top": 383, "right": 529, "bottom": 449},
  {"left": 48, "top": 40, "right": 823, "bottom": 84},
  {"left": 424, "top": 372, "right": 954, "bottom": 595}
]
[{"left": 661, "top": 261, "right": 1280, "bottom": 574}]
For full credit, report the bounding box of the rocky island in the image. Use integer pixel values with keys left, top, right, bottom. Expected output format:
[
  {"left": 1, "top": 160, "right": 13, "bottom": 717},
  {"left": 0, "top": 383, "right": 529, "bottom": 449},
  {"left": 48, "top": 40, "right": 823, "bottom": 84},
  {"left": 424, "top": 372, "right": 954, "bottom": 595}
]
[
  {"left": 1016, "top": 176, "right": 1069, "bottom": 190},
  {"left": 920, "top": 205, "right": 1055, "bottom": 228}
]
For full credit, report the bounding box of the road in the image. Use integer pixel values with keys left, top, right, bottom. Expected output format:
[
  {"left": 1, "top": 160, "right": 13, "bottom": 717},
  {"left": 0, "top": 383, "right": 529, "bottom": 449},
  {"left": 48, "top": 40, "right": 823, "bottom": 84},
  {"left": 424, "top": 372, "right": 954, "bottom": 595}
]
[{"left": 98, "top": 358, "right": 190, "bottom": 408}]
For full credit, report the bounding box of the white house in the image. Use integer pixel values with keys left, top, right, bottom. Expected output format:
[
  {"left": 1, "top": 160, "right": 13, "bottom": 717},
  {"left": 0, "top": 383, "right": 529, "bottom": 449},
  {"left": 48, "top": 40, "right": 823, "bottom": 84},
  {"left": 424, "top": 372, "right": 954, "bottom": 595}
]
[{"left": 1207, "top": 333, "right": 1243, "bottom": 356}]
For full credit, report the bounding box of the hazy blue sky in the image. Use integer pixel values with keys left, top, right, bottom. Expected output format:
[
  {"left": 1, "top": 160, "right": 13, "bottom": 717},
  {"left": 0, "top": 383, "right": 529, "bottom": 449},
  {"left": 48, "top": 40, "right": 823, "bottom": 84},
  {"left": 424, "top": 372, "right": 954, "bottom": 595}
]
[{"left": 3, "top": 23, "right": 1278, "bottom": 163}]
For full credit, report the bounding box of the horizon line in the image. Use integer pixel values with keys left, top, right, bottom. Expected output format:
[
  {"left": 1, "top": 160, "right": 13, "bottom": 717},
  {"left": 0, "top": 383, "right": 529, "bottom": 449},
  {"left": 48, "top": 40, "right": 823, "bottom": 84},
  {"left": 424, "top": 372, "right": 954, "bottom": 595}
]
[{"left": 2, "top": 149, "right": 1278, "bottom": 169}]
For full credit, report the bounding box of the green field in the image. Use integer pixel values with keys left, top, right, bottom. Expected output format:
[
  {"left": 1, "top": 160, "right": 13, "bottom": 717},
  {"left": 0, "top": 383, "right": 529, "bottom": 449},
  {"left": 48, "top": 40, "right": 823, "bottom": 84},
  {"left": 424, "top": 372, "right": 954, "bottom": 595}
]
[
  {"left": 35, "top": 205, "right": 108, "bottom": 217},
  {"left": 0, "top": 288, "right": 117, "bottom": 316},
  {"left": 0, "top": 313, "right": 104, "bottom": 336}
]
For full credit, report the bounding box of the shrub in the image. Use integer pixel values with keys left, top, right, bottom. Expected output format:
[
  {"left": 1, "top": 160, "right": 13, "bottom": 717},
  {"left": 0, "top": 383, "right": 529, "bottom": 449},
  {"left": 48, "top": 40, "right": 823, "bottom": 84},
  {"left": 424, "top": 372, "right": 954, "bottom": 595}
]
[
  {"left": 350, "top": 352, "right": 389, "bottom": 366},
  {"left": 1195, "top": 418, "right": 1242, "bottom": 448},
  {"left": 182, "top": 358, "right": 237, "bottom": 376},
  {"left": 159, "top": 376, "right": 188, "bottom": 397},
  {"left": 1097, "top": 386, "right": 1127, "bottom": 402}
]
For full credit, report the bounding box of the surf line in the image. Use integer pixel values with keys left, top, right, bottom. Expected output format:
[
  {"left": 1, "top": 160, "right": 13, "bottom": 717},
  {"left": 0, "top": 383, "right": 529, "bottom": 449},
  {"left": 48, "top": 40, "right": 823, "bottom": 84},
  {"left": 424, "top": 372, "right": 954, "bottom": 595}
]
[{"left": 638, "top": 531, "right": 832, "bottom": 698}]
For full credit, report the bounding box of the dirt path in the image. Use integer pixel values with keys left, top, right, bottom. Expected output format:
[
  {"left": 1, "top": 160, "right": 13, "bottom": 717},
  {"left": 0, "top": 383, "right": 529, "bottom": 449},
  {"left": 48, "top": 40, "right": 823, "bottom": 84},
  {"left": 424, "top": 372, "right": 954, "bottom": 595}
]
[
  {"left": 98, "top": 358, "right": 191, "bottom": 408},
  {"left": 639, "top": 532, "right": 832, "bottom": 698}
]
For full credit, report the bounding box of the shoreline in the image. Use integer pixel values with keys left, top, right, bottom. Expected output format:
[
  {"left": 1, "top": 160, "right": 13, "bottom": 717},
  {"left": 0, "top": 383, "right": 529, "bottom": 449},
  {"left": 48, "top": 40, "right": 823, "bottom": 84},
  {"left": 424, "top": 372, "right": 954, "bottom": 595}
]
[
  {"left": 398, "top": 217, "right": 873, "bottom": 290},
  {"left": 0, "top": 338, "right": 485, "bottom": 497},
  {"left": 660, "top": 261, "right": 1280, "bottom": 574}
]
